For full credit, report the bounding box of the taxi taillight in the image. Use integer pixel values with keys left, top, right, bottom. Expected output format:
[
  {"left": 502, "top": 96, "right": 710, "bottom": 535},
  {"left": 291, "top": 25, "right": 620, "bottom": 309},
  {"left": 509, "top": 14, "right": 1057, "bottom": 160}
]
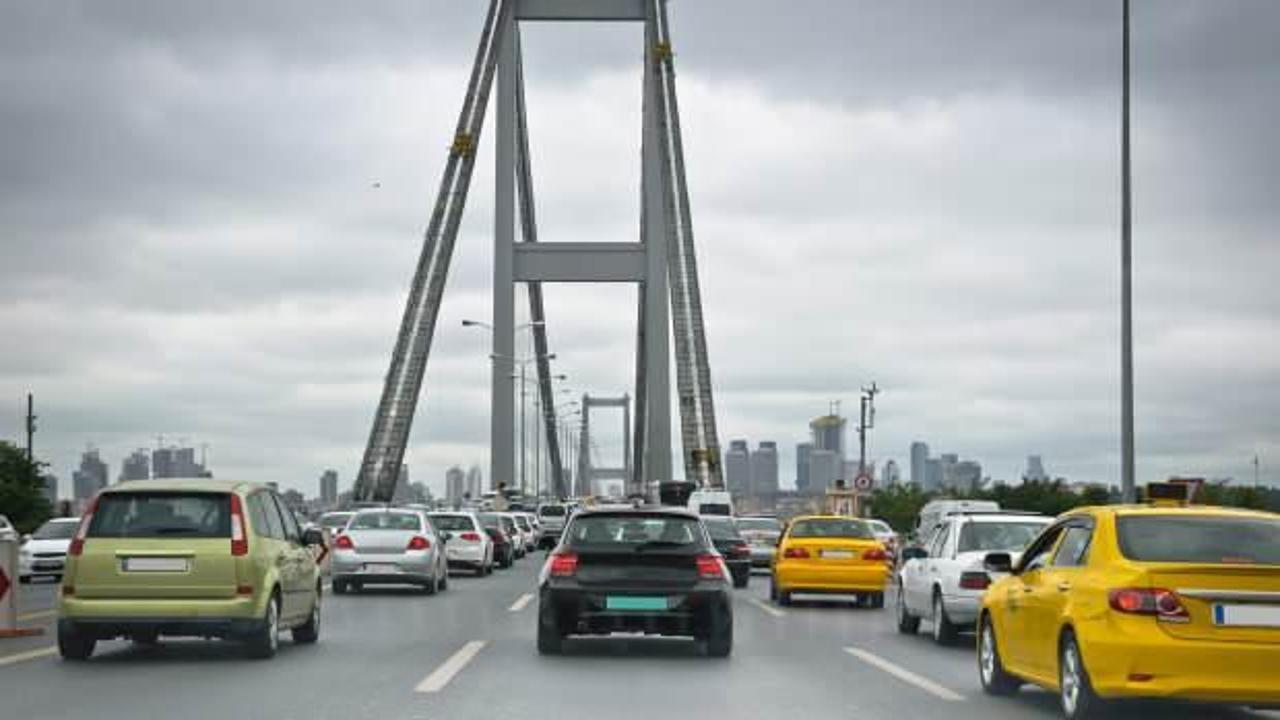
[
  {"left": 1108, "top": 588, "right": 1189, "bottom": 622},
  {"left": 863, "top": 548, "right": 889, "bottom": 562},
  {"left": 783, "top": 547, "right": 810, "bottom": 559}
]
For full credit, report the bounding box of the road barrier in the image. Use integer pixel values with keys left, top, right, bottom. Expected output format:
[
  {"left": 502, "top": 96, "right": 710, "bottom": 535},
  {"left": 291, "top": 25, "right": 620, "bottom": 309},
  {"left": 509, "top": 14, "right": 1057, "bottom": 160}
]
[{"left": 0, "top": 538, "right": 44, "bottom": 638}]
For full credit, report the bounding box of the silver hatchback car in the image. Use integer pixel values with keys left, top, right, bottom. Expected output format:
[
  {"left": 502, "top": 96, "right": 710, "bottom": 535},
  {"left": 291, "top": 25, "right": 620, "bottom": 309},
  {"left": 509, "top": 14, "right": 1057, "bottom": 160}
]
[{"left": 330, "top": 508, "right": 448, "bottom": 594}]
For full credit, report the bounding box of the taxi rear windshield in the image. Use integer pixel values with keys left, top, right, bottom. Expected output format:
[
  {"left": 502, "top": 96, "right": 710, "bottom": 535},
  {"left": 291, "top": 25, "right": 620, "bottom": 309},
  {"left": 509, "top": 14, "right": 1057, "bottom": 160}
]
[
  {"left": 788, "top": 518, "right": 873, "bottom": 539},
  {"left": 1117, "top": 516, "right": 1280, "bottom": 565},
  {"left": 566, "top": 515, "right": 704, "bottom": 549},
  {"left": 538, "top": 505, "right": 566, "bottom": 517},
  {"left": 89, "top": 492, "right": 231, "bottom": 538}
]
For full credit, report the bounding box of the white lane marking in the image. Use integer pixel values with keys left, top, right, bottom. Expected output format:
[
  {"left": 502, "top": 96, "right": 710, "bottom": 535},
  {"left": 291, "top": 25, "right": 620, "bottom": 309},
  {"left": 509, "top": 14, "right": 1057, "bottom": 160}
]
[
  {"left": 414, "top": 640, "right": 487, "bottom": 694},
  {"left": 18, "top": 609, "right": 56, "bottom": 622},
  {"left": 0, "top": 646, "right": 57, "bottom": 667},
  {"left": 508, "top": 593, "right": 534, "bottom": 612},
  {"left": 844, "top": 647, "right": 965, "bottom": 702},
  {"left": 747, "top": 596, "right": 785, "bottom": 618}
]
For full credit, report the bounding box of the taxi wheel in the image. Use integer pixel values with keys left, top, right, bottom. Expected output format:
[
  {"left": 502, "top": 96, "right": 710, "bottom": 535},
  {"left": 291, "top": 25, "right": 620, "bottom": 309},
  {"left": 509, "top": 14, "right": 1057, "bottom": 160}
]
[
  {"left": 1059, "top": 631, "right": 1106, "bottom": 719},
  {"left": 932, "top": 592, "right": 959, "bottom": 645},
  {"left": 978, "top": 614, "right": 1021, "bottom": 696}
]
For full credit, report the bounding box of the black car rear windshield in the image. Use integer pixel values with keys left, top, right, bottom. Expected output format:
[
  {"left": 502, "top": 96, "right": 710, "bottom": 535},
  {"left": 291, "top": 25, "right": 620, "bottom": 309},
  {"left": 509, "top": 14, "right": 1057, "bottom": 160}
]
[
  {"left": 789, "top": 518, "right": 873, "bottom": 540},
  {"left": 1117, "top": 515, "right": 1280, "bottom": 565},
  {"left": 702, "top": 518, "right": 742, "bottom": 541},
  {"left": 349, "top": 512, "right": 421, "bottom": 531},
  {"left": 566, "top": 514, "right": 704, "bottom": 549},
  {"left": 736, "top": 518, "right": 781, "bottom": 532},
  {"left": 538, "top": 505, "right": 566, "bottom": 517},
  {"left": 89, "top": 492, "right": 231, "bottom": 538}
]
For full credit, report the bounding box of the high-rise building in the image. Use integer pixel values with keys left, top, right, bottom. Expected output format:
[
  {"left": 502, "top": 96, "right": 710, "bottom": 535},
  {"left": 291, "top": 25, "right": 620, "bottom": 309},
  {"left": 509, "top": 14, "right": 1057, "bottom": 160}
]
[
  {"left": 393, "top": 464, "right": 412, "bottom": 503},
  {"left": 1025, "top": 455, "right": 1048, "bottom": 482},
  {"left": 796, "top": 443, "right": 814, "bottom": 494},
  {"left": 174, "top": 447, "right": 199, "bottom": 477},
  {"left": 152, "top": 447, "right": 176, "bottom": 479},
  {"left": 72, "top": 449, "right": 109, "bottom": 501},
  {"left": 882, "top": 459, "right": 902, "bottom": 486},
  {"left": 751, "top": 441, "right": 779, "bottom": 499},
  {"left": 120, "top": 450, "right": 150, "bottom": 481},
  {"left": 910, "top": 442, "right": 929, "bottom": 487},
  {"left": 939, "top": 453, "right": 959, "bottom": 489},
  {"left": 809, "top": 449, "right": 839, "bottom": 492},
  {"left": 725, "top": 440, "right": 751, "bottom": 498},
  {"left": 925, "top": 458, "right": 943, "bottom": 492},
  {"left": 810, "top": 414, "right": 846, "bottom": 459},
  {"left": 41, "top": 474, "right": 59, "bottom": 506},
  {"left": 319, "top": 469, "right": 339, "bottom": 505},
  {"left": 446, "top": 466, "right": 466, "bottom": 506},
  {"left": 466, "top": 465, "right": 483, "bottom": 500},
  {"left": 952, "top": 460, "right": 983, "bottom": 493},
  {"left": 152, "top": 445, "right": 210, "bottom": 478}
]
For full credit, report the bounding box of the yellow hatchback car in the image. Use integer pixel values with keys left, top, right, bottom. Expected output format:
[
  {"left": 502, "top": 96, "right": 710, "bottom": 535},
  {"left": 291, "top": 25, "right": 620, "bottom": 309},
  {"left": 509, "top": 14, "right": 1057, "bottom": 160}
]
[
  {"left": 770, "top": 515, "right": 891, "bottom": 607},
  {"left": 977, "top": 493, "right": 1280, "bottom": 719},
  {"left": 59, "top": 479, "right": 325, "bottom": 661}
]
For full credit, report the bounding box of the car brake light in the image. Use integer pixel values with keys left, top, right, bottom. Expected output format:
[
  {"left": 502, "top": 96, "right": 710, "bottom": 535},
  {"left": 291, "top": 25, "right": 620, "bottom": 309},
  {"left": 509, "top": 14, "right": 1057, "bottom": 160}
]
[
  {"left": 783, "top": 547, "right": 810, "bottom": 559},
  {"left": 549, "top": 552, "right": 578, "bottom": 577},
  {"left": 863, "top": 548, "right": 889, "bottom": 562},
  {"left": 334, "top": 534, "right": 355, "bottom": 550},
  {"left": 959, "top": 571, "right": 991, "bottom": 590},
  {"left": 1108, "top": 588, "right": 1189, "bottom": 622},
  {"left": 229, "top": 494, "right": 249, "bottom": 556},
  {"left": 731, "top": 542, "right": 749, "bottom": 558},
  {"left": 68, "top": 494, "right": 99, "bottom": 557},
  {"left": 407, "top": 536, "right": 431, "bottom": 551},
  {"left": 460, "top": 532, "right": 482, "bottom": 542},
  {"left": 236, "top": 584, "right": 254, "bottom": 596},
  {"left": 696, "top": 554, "right": 726, "bottom": 580}
]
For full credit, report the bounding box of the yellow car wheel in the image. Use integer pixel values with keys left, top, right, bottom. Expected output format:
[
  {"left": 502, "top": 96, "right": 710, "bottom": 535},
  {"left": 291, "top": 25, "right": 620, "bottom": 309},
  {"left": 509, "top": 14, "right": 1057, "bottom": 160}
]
[{"left": 977, "top": 615, "right": 1020, "bottom": 696}]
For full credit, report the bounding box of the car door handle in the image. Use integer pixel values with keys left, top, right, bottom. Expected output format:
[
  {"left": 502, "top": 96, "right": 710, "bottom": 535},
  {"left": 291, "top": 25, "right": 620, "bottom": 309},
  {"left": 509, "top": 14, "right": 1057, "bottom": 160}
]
[
  {"left": 1023, "top": 587, "right": 1034, "bottom": 594},
  {"left": 1057, "top": 583, "right": 1071, "bottom": 592}
]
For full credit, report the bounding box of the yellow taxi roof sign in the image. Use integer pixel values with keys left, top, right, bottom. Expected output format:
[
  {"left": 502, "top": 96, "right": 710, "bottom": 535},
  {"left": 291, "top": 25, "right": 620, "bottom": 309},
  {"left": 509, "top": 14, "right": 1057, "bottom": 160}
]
[{"left": 1145, "top": 482, "right": 1190, "bottom": 507}]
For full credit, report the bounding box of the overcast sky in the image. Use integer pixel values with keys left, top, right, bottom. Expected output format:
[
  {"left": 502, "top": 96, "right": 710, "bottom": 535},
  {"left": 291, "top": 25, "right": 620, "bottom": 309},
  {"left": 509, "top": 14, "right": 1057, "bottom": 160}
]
[{"left": 2, "top": 1, "right": 1277, "bottom": 500}]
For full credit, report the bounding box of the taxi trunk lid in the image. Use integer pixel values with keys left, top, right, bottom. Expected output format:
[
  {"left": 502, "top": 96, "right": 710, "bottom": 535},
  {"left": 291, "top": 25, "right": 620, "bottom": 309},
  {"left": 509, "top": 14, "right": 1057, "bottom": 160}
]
[
  {"left": 785, "top": 537, "right": 884, "bottom": 565},
  {"left": 1148, "top": 564, "right": 1280, "bottom": 644}
]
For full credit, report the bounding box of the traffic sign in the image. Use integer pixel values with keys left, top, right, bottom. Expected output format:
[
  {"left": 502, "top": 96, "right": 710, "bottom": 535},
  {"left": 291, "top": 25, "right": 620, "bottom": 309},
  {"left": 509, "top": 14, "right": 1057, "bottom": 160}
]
[{"left": 853, "top": 474, "right": 874, "bottom": 492}]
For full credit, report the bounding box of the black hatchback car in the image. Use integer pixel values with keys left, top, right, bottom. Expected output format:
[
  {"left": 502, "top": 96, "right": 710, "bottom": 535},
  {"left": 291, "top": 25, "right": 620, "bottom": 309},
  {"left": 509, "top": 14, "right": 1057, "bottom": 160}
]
[
  {"left": 537, "top": 507, "right": 733, "bottom": 657},
  {"left": 701, "top": 516, "right": 751, "bottom": 588}
]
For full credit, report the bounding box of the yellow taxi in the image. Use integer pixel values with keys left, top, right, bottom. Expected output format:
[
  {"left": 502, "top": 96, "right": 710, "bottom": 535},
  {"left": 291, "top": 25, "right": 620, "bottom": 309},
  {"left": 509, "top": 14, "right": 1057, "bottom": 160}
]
[
  {"left": 770, "top": 515, "right": 891, "bottom": 608},
  {"left": 976, "top": 484, "right": 1280, "bottom": 719}
]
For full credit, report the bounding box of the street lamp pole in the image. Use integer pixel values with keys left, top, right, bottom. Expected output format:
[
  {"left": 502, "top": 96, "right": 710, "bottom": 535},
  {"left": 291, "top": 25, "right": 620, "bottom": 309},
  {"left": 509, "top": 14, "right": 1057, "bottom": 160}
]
[{"left": 1120, "top": 0, "right": 1137, "bottom": 503}]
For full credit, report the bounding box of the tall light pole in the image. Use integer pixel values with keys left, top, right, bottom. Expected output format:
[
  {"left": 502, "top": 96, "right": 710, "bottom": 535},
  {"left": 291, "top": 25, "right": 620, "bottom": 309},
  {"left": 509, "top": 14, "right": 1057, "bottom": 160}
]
[
  {"left": 1120, "top": 0, "right": 1137, "bottom": 502},
  {"left": 464, "top": 319, "right": 546, "bottom": 493},
  {"left": 495, "top": 352, "right": 556, "bottom": 496},
  {"left": 533, "top": 373, "right": 568, "bottom": 498}
]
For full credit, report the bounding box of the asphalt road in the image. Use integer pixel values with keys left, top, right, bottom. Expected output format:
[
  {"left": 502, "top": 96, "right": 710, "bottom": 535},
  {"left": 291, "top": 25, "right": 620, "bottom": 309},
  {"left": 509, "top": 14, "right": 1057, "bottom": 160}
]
[{"left": 2, "top": 565, "right": 1276, "bottom": 720}]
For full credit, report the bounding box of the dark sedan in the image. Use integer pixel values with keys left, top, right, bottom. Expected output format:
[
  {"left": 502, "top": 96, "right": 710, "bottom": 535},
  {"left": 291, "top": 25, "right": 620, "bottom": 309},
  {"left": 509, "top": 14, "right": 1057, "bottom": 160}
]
[
  {"left": 701, "top": 516, "right": 751, "bottom": 588},
  {"left": 537, "top": 507, "right": 733, "bottom": 657},
  {"left": 478, "top": 513, "right": 516, "bottom": 568}
]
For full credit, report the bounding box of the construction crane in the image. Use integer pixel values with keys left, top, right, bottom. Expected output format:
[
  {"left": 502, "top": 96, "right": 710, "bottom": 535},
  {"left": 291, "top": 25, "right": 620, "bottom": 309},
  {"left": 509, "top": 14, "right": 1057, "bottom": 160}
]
[{"left": 353, "top": 0, "right": 722, "bottom": 502}]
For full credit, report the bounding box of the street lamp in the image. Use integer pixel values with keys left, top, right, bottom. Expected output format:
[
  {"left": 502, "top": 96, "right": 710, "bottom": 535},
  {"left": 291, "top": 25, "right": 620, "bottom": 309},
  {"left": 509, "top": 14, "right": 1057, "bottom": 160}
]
[{"left": 494, "top": 351, "right": 556, "bottom": 495}]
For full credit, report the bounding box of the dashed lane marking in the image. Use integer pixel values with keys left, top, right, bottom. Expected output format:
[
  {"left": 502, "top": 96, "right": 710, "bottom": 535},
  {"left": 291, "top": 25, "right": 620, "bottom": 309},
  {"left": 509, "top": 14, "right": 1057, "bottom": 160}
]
[
  {"left": 18, "top": 609, "right": 56, "bottom": 622},
  {"left": 0, "top": 646, "right": 57, "bottom": 667},
  {"left": 747, "top": 596, "right": 785, "bottom": 618},
  {"left": 414, "top": 641, "right": 487, "bottom": 694},
  {"left": 844, "top": 647, "right": 965, "bottom": 702},
  {"left": 508, "top": 593, "right": 534, "bottom": 612}
]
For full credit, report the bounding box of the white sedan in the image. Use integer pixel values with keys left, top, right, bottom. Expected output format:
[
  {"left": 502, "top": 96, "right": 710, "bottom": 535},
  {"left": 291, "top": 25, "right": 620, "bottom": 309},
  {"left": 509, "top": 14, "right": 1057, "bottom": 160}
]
[
  {"left": 19, "top": 517, "right": 81, "bottom": 582},
  {"left": 896, "top": 512, "right": 1050, "bottom": 645},
  {"left": 429, "top": 512, "right": 495, "bottom": 576}
]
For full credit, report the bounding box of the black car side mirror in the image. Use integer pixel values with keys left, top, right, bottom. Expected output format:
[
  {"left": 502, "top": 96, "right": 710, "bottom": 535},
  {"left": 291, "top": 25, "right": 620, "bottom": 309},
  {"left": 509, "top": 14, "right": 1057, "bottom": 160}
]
[
  {"left": 301, "top": 528, "right": 325, "bottom": 547},
  {"left": 984, "top": 552, "right": 1014, "bottom": 574},
  {"left": 901, "top": 546, "right": 928, "bottom": 562}
]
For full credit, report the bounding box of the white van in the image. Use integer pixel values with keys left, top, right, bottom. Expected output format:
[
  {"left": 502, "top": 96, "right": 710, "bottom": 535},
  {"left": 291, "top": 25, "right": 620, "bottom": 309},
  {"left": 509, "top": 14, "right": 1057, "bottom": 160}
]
[
  {"left": 687, "top": 490, "right": 734, "bottom": 517},
  {"left": 913, "top": 499, "right": 1000, "bottom": 541}
]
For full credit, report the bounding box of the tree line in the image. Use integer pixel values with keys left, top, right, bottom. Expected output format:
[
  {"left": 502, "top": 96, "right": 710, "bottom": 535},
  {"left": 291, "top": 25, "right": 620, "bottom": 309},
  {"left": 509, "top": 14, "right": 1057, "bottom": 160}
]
[{"left": 0, "top": 440, "right": 53, "bottom": 534}]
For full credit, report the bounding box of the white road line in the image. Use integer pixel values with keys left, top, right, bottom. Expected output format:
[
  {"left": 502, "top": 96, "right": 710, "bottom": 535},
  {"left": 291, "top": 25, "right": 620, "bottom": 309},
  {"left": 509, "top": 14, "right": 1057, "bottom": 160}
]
[
  {"left": 747, "top": 596, "right": 785, "bottom": 618},
  {"left": 508, "top": 593, "right": 534, "bottom": 612},
  {"left": 844, "top": 647, "right": 965, "bottom": 702},
  {"left": 0, "top": 646, "right": 57, "bottom": 667},
  {"left": 414, "top": 640, "right": 487, "bottom": 694},
  {"left": 18, "top": 609, "right": 56, "bottom": 622}
]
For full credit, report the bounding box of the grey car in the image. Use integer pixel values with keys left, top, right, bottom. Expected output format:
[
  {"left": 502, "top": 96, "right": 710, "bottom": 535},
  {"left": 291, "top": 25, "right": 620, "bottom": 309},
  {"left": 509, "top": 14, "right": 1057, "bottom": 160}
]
[
  {"left": 330, "top": 508, "right": 448, "bottom": 594},
  {"left": 735, "top": 516, "right": 783, "bottom": 568}
]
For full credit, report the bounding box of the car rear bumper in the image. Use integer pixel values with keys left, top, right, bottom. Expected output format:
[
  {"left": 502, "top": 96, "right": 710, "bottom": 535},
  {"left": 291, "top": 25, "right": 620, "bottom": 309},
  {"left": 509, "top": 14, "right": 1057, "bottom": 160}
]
[
  {"left": 60, "top": 595, "right": 262, "bottom": 624},
  {"left": 60, "top": 616, "right": 263, "bottom": 640},
  {"left": 774, "top": 563, "right": 890, "bottom": 593},
  {"left": 540, "top": 583, "right": 731, "bottom": 638},
  {"left": 941, "top": 593, "right": 981, "bottom": 625},
  {"left": 1083, "top": 621, "right": 1280, "bottom": 703},
  {"left": 445, "top": 545, "right": 486, "bottom": 565}
]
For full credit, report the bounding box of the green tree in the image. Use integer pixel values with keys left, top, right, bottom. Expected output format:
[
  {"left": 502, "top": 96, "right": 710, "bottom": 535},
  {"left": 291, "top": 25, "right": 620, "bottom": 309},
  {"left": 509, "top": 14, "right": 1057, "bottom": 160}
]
[{"left": 0, "top": 440, "right": 53, "bottom": 533}]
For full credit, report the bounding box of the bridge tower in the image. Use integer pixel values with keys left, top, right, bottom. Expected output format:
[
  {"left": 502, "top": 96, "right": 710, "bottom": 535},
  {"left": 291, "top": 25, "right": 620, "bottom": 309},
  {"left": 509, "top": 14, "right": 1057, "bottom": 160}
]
[{"left": 353, "top": 0, "right": 722, "bottom": 503}]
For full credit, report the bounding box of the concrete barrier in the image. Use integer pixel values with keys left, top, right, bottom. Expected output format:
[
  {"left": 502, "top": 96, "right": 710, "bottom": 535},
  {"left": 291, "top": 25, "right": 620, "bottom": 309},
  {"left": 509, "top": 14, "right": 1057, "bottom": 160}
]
[{"left": 0, "top": 538, "right": 42, "bottom": 638}]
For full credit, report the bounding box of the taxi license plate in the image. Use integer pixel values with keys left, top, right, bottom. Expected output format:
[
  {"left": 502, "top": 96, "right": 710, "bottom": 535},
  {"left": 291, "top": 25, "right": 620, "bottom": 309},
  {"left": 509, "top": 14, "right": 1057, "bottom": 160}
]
[
  {"left": 365, "top": 563, "right": 399, "bottom": 574},
  {"left": 1214, "top": 604, "right": 1280, "bottom": 627},
  {"left": 821, "top": 550, "right": 854, "bottom": 559},
  {"left": 606, "top": 596, "right": 667, "bottom": 611},
  {"left": 123, "top": 557, "right": 189, "bottom": 572}
]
